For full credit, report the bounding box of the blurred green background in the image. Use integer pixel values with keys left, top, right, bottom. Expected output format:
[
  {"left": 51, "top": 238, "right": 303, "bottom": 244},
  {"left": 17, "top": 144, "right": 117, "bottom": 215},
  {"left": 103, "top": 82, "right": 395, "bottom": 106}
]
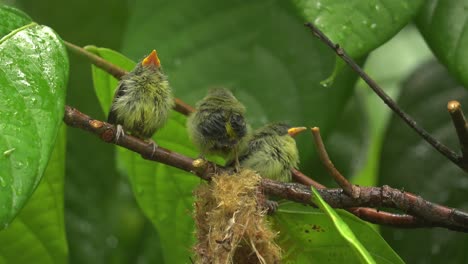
[{"left": 2, "top": 0, "right": 468, "bottom": 263}]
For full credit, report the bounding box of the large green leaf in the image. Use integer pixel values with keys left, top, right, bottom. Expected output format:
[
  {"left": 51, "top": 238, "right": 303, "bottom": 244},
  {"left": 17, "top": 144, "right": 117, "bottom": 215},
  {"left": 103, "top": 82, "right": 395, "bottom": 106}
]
[
  {"left": 88, "top": 47, "right": 198, "bottom": 263},
  {"left": 0, "top": 5, "right": 31, "bottom": 38},
  {"left": 121, "top": 0, "right": 360, "bottom": 174},
  {"left": 273, "top": 202, "right": 404, "bottom": 263},
  {"left": 293, "top": 0, "right": 425, "bottom": 59},
  {"left": 0, "top": 22, "right": 68, "bottom": 227},
  {"left": 0, "top": 125, "right": 67, "bottom": 264},
  {"left": 379, "top": 61, "right": 468, "bottom": 263},
  {"left": 417, "top": 0, "right": 468, "bottom": 87}
]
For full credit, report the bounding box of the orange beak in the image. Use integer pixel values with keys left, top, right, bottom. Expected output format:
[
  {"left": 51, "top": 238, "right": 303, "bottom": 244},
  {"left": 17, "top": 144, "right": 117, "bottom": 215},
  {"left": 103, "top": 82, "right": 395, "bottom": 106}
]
[
  {"left": 287, "top": 127, "right": 307, "bottom": 137},
  {"left": 142, "top": 50, "right": 161, "bottom": 67}
]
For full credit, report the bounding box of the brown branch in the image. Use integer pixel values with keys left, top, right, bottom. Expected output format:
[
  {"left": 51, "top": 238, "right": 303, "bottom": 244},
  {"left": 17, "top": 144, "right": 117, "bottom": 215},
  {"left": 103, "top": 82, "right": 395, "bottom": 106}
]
[
  {"left": 447, "top": 100, "right": 468, "bottom": 165},
  {"left": 304, "top": 22, "right": 464, "bottom": 171},
  {"left": 292, "top": 163, "right": 429, "bottom": 228},
  {"left": 262, "top": 180, "right": 468, "bottom": 232},
  {"left": 64, "top": 41, "right": 127, "bottom": 80},
  {"left": 64, "top": 41, "right": 195, "bottom": 115},
  {"left": 310, "top": 127, "right": 360, "bottom": 198},
  {"left": 64, "top": 105, "right": 468, "bottom": 232}
]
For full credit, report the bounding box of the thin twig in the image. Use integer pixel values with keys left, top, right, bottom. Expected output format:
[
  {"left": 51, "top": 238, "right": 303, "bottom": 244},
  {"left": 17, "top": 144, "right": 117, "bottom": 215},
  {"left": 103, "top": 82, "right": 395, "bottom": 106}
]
[
  {"left": 64, "top": 41, "right": 127, "bottom": 79},
  {"left": 64, "top": 41, "right": 195, "bottom": 115},
  {"left": 447, "top": 100, "right": 468, "bottom": 163},
  {"left": 64, "top": 105, "right": 468, "bottom": 232},
  {"left": 304, "top": 22, "right": 463, "bottom": 170},
  {"left": 310, "top": 127, "right": 360, "bottom": 198}
]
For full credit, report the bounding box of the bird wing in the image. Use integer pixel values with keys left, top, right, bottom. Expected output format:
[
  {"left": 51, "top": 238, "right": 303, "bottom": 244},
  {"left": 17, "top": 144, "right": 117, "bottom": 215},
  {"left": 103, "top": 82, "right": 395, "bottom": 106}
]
[{"left": 107, "top": 82, "right": 127, "bottom": 124}]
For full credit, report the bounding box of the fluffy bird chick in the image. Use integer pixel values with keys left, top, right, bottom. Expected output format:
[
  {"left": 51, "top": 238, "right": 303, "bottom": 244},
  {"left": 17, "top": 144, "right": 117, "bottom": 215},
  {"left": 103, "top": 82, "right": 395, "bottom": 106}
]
[
  {"left": 108, "top": 50, "right": 174, "bottom": 152},
  {"left": 187, "top": 88, "right": 247, "bottom": 165},
  {"left": 235, "top": 122, "right": 306, "bottom": 182}
]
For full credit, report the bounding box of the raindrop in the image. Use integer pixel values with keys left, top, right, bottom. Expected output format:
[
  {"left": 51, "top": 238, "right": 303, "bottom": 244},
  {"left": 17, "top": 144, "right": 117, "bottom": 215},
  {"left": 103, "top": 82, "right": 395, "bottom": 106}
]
[
  {"left": 0, "top": 177, "right": 6, "bottom": 187},
  {"left": 370, "top": 23, "right": 377, "bottom": 29},
  {"left": 316, "top": 1, "right": 322, "bottom": 9},
  {"left": 375, "top": 4, "right": 380, "bottom": 11}
]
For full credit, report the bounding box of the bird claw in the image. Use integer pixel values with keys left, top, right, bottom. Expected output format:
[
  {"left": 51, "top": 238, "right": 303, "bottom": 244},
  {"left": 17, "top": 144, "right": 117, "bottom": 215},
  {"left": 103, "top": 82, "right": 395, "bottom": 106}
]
[
  {"left": 147, "top": 139, "right": 158, "bottom": 158},
  {"left": 265, "top": 200, "right": 279, "bottom": 215},
  {"left": 115, "top": 124, "right": 125, "bottom": 142}
]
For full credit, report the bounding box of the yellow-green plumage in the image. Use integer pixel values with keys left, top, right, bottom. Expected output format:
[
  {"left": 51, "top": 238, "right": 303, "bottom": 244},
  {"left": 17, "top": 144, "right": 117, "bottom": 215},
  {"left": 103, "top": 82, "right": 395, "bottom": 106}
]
[
  {"left": 187, "top": 88, "right": 247, "bottom": 158},
  {"left": 235, "top": 123, "right": 299, "bottom": 182},
  {"left": 108, "top": 51, "right": 174, "bottom": 139}
]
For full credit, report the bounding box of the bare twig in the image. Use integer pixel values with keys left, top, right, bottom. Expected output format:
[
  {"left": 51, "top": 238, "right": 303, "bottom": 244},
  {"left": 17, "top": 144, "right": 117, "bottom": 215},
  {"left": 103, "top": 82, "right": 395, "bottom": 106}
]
[
  {"left": 262, "top": 180, "right": 468, "bottom": 232},
  {"left": 310, "top": 127, "right": 360, "bottom": 198},
  {"left": 447, "top": 100, "right": 468, "bottom": 163},
  {"left": 64, "top": 41, "right": 195, "bottom": 115},
  {"left": 64, "top": 41, "right": 127, "bottom": 79},
  {"left": 292, "top": 159, "right": 428, "bottom": 228},
  {"left": 64, "top": 105, "right": 468, "bottom": 232},
  {"left": 304, "top": 22, "right": 463, "bottom": 171}
]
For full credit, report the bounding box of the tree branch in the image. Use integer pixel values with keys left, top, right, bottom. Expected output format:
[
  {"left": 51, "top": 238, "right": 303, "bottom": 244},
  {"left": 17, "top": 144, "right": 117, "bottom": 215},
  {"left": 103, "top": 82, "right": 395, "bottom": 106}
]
[
  {"left": 64, "top": 105, "right": 468, "bottom": 232},
  {"left": 304, "top": 22, "right": 464, "bottom": 171}
]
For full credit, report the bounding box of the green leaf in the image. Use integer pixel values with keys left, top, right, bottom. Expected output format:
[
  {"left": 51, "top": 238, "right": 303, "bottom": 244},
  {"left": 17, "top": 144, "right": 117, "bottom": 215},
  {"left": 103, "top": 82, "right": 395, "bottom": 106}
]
[
  {"left": 310, "top": 187, "right": 376, "bottom": 263},
  {"left": 88, "top": 47, "right": 200, "bottom": 263},
  {"left": 417, "top": 0, "right": 468, "bottom": 87},
  {"left": 293, "top": 0, "right": 425, "bottom": 59},
  {"left": 0, "top": 125, "right": 68, "bottom": 264},
  {"left": 379, "top": 61, "right": 468, "bottom": 263},
  {"left": 121, "top": 0, "right": 359, "bottom": 174},
  {"left": 0, "top": 22, "right": 68, "bottom": 227},
  {"left": 273, "top": 202, "right": 404, "bottom": 264},
  {"left": 0, "top": 5, "right": 32, "bottom": 38}
]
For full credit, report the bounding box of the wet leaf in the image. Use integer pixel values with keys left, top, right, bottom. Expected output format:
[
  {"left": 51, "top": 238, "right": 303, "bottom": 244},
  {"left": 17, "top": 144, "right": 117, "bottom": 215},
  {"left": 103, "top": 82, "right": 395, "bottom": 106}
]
[
  {"left": 417, "top": 0, "right": 468, "bottom": 87},
  {"left": 293, "top": 0, "right": 425, "bottom": 59},
  {"left": 0, "top": 21, "right": 68, "bottom": 227},
  {"left": 0, "top": 5, "right": 32, "bottom": 38},
  {"left": 0, "top": 126, "right": 68, "bottom": 264}
]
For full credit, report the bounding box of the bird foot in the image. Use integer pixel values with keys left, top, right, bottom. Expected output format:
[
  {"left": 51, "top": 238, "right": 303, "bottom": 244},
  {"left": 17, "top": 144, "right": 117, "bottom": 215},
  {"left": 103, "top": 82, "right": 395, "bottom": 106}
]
[
  {"left": 146, "top": 139, "right": 159, "bottom": 158},
  {"left": 115, "top": 124, "right": 125, "bottom": 142},
  {"left": 264, "top": 200, "right": 279, "bottom": 215}
]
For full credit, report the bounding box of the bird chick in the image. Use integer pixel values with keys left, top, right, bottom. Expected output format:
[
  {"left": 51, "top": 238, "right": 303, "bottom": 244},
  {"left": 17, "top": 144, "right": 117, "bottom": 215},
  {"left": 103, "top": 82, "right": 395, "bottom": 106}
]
[
  {"left": 108, "top": 50, "right": 174, "bottom": 153},
  {"left": 235, "top": 122, "right": 306, "bottom": 182},
  {"left": 187, "top": 88, "right": 247, "bottom": 166}
]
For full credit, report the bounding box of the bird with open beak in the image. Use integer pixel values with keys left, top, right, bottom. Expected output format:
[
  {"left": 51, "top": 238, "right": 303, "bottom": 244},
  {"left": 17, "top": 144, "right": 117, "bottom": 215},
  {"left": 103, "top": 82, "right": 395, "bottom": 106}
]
[{"left": 107, "top": 50, "right": 174, "bottom": 154}]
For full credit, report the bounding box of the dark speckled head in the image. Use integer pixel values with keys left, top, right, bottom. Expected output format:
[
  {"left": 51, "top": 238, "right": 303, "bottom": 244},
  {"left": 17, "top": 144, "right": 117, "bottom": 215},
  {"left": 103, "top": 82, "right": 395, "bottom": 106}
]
[
  {"left": 267, "top": 122, "right": 290, "bottom": 136},
  {"left": 252, "top": 122, "right": 291, "bottom": 139}
]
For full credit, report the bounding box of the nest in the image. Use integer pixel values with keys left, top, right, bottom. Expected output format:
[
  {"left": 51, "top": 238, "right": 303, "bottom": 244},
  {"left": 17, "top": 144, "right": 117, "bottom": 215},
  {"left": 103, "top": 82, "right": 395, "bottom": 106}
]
[{"left": 193, "top": 169, "right": 281, "bottom": 264}]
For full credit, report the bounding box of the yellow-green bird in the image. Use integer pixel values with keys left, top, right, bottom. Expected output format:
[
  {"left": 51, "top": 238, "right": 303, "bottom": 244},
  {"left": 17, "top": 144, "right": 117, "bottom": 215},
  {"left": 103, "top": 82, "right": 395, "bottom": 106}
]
[
  {"left": 187, "top": 88, "right": 247, "bottom": 165},
  {"left": 234, "top": 122, "right": 306, "bottom": 182},
  {"left": 108, "top": 50, "right": 174, "bottom": 153}
]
